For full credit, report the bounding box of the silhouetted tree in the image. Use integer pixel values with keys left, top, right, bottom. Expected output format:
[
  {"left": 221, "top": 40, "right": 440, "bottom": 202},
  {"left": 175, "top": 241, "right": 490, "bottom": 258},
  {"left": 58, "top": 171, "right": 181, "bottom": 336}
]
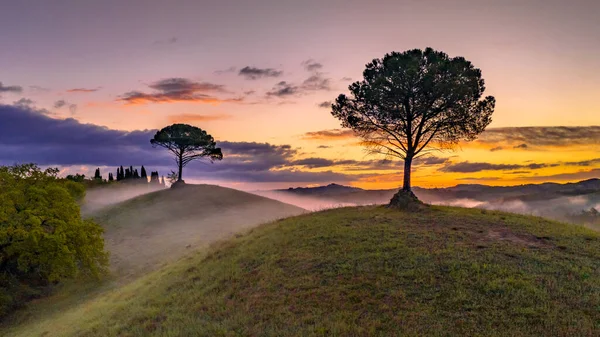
[
  {"left": 331, "top": 48, "right": 495, "bottom": 205},
  {"left": 94, "top": 168, "right": 102, "bottom": 180},
  {"left": 150, "top": 124, "right": 223, "bottom": 183},
  {"left": 108, "top": 172, "right": 114, "bottom": 181},
  {"left": 150, "top": 171, "right": 160, "bottom": 184},
  {"left": 124, "top": 168, "right": 131, "bottom": 179},
  {"left": 133, "top": 169, "right": 140, "bottom": 179},
  {"left": 140, "top": 166, "right": 147, "bottom": 180},
  {"left": 66, "top": 174, "right": 86, "bottom": 182},
  {"left": 117, "top": 166, "right": 124, "bottom": 181}
]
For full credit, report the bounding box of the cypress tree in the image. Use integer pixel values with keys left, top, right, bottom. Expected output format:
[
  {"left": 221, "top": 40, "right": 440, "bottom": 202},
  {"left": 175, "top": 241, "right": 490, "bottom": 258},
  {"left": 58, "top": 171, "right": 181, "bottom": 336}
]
[
  {"left": 141, "top": 166, "right": 147, "bottom": 180},
  {"left": 108, "top": 172, "right": 114, "bottom": 181}
]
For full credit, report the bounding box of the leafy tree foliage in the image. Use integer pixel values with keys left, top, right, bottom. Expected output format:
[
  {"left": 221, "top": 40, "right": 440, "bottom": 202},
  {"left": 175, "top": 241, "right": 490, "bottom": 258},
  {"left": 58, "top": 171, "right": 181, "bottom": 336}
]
[
  {"left": 0, "top": 164, "right": 108, "bottom": 316},
  {"left": 332, "top": 48, "right": 495, "bottom": 196},
  {"left": 66, "top": 173, "right": 86, "bottom": 183},
  {"left": 150, "top": 124, "right": 223, "bottom": 182}
]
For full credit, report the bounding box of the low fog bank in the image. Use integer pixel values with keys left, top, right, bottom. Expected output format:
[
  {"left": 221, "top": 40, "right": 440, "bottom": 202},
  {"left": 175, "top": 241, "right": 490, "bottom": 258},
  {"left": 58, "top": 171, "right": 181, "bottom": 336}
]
[
  {"left": 430, "top": 194, "right": 600, "bottom": 224},
  {"left": 251, "top": 191, "right": 359, "bottom": 211},
  {"left": 80, "top": 184, "right": 166, "bottom": 215},
  {"left": 92, "top": 185, "right": 305, "bottom": 278}
]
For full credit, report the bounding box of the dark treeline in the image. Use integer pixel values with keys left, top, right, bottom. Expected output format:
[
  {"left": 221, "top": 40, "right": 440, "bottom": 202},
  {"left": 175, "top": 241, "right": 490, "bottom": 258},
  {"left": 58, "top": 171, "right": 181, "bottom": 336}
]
[{"left": 68, "top": 165, "right": 166, "bottom": 186}]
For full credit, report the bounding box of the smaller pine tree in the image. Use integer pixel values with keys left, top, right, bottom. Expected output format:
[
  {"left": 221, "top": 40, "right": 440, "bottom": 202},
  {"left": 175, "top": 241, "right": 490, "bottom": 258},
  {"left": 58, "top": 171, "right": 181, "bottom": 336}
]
[
  {"left": 141, "top": 166, "right": 147, "bottom": 180},
  {"left": 108, "top": 172, "right": 114, "bottom": 181}
]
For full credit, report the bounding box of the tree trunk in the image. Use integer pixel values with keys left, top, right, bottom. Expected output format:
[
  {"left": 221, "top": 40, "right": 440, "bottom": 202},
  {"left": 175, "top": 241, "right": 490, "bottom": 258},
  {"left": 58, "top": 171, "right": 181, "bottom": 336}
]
[
  {"left": 402, "top": 156, "right": 412, "bottom": 192},
  {"left": 178, "top": 152, "right": 183, "bottom": 182}
]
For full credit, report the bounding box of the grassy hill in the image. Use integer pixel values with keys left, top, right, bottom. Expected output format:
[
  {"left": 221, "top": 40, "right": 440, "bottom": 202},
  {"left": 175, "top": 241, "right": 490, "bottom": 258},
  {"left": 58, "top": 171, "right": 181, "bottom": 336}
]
[
  {"left": 4, "top": 205, "right": 599, "bottom": 336},
  {"left": 91, "top": 184, "right": 306, "bottom": 277}
]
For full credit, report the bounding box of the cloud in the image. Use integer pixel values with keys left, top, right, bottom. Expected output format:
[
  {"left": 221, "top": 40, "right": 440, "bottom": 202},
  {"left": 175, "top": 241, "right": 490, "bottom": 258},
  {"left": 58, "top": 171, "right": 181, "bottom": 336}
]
[
  {"left": 54, "top": 100, "right": 67, "bottom": 109},
  {"left": 0, "top": 104, "right": 363, "bottom": 184},
  {"left": 13, "top": 98, "right": 35, "bottom": 107},
  {"left": 302, "top": 59, "right": 323, "bottom": 72},
  {"left": 0, "top": 104, "right": 160, "bottom": 166},
  {"left": 266, "top": 73, "right": 332, "bottom": 99},
  {"left": 153, "top": 37, "right": 178, "bottom": 45},
  {"left": 514, "top": 168, "right": 600, "bottom": 182},
  {"left": 456, "top": 177, "right": 501, "bottom": 181},
  {"left": 117, "top": 78, "right": 240, "bottom": 105},
  {"left": 301, "top": 73, "right": 331, "bottom": 91},
  {"left": 288, "top": 157, "right": 400, "bottom": 171},
  {"left": 302, "top": 129, "right": 356, "bottom": 141},
  {"left": 513, "top": 143, "right": 528, "bottom": 149},
  {"left": 66, "top": 87, "right": 100, "bottom": 93},
  {"left": 440, "top": 161, "right": 556, "bottom": 173},
  {"left": 0, "top": 82, "right": 23, "bottom": 94},
  {"left": 238, "top": 66, "right": 283, "bottom": 80},
  {"left": 490, "top": 146, "right": 503, "bottom": 152},
  {"left": 317, "top": 101, "right": 332, "bottom": 108},
  {"left": 290, "top": 157, "right": 335, "bottom": 168},
  {"left": 53, "top": 99, "right": 78, "bottom": 115},
  {"left": 29, "top": 85, "right": 51, "bottom": 93},
  {"left": 565, "top": 158, "right": 600, "bottom": 167},
  {"left": 168, "top": 113, "right": 231, "bottom": 124},
  {"left": 341, "top": 77, "right": 352, "bottom": 81},
  {"left": 413, "top": 156, "right": 450, "bottom": 166},
  {"left": 478, "top": 126, "right": 600, "bottom": 147},
  {"left": 317, "top": 145, "right": 331, "bottom": 149},
  {"left": 266, "top": 81, "right": 299, "bottom": 97},
  {"left": 214, "top": 67, "right": 237, "bottom": 75}
]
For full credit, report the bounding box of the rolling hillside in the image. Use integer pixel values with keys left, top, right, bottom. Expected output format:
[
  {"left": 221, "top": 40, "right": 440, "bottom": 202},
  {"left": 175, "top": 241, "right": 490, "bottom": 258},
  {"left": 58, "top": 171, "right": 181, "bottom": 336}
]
[
  {"left": 4, "top": 205, "right": 599, "bottom": 336},
  {"left": 91, "top": 184, "right": 306, "bottom": 277}
]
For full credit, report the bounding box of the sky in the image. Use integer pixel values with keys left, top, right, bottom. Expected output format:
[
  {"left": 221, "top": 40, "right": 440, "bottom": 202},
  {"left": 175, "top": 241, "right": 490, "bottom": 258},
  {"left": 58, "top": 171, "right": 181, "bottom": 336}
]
[{"left": 0, "top": 0, "right": 598, "bottom": 190}]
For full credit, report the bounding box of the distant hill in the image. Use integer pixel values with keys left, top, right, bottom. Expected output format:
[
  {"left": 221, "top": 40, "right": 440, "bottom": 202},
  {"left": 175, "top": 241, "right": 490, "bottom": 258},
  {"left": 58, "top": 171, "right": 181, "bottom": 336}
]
[
  {"left": 6, "top": 206, "right": 599, "bottom": 336},
  {"left": 278, "top": 183, "right": 363, "bottom": 196},
  {"left": 90, "top": 184, "right": 306, "bottom": 277}
]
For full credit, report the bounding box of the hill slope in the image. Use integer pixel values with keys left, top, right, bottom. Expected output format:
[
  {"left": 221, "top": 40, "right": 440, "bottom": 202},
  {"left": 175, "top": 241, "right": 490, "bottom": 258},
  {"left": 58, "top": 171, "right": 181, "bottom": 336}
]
[
  {"left": 7, "top": 206, "right": 599, "bottom": 336},
  {"left": 91, "top": 184, "right": 306, "bottom": 277}
]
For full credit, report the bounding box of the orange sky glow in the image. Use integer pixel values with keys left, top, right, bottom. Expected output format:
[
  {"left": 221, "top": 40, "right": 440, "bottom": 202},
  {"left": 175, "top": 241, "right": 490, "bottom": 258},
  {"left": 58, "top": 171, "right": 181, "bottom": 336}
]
[{"left": 0, "top": 0, "right": 598, "bottom": 190}]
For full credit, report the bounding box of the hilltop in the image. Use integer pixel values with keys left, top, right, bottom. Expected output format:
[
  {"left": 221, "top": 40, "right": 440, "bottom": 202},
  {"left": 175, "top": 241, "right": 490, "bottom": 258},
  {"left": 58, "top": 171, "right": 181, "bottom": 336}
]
[
  {"left": 4, "top": 205, "right": 599, "bottom": 336},
  {"left": 90, "top": 184, "right": 306, "bottom": 277}
]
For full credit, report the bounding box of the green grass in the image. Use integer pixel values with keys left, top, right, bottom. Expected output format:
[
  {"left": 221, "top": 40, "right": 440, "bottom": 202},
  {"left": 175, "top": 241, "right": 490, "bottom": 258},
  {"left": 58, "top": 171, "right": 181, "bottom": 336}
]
[{"left": 3, "top": 205, "right": 600, "bottom": 336}]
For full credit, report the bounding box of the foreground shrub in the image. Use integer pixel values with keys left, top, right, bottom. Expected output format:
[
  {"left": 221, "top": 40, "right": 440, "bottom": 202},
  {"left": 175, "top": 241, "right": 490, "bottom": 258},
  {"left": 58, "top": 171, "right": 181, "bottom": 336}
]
[{"left": 0, "top": 164, "right": 108, "bottom": 317}]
